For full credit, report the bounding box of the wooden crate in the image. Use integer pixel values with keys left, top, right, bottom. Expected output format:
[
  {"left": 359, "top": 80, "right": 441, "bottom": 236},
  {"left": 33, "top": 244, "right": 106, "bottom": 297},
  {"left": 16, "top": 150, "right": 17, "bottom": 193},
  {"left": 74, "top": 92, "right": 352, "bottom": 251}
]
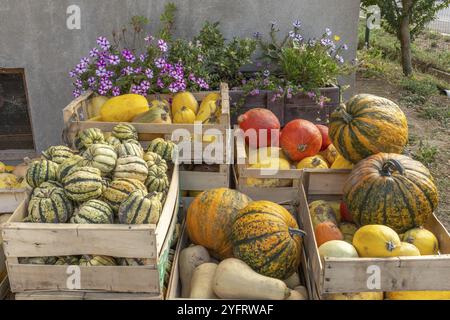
[
  {"left": 229, "top": 86, "right": 340, "bottom": 126},
  {"left": 1, "top": 165, "right": 180, "bottom": 300},
  {"left": 63, "top": 83, "right": 231, "bottom": 165},
  {"left": 180, "top": 164, "right": 230, "bottom": 192},
  {"left": 298, "top": 170, "right": 450, "bottom": 298},
  {"left": 0, "top": 189, "right": 27, "bottom": 214},
  {"left": 167, "top": 206, "right": 313, "bottom": 300}
]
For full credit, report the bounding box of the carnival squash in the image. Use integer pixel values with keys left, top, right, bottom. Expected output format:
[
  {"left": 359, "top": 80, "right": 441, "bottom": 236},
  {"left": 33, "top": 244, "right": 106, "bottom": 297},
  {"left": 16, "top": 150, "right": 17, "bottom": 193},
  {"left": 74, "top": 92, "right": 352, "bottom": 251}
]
[
  {"left": 238, "top": 108, "right": 281, "bottom": 148},
  {"left": 186, "top": 188, "right": 252, "bottom": 260},
  {"left": 231, "top": 201, "right": 304, "bottom": 279},
  {"left": 402, "top": 227, "right": 439, "bottom": 255},
  {"left": 280, "top": 119, "right": 322, "bottom": 162},
  {"left": 343, "top": 153, "right": 439, "bottom": 233},
  {"left": 352, "top": 225, "right": 401, "bottom": 257},
  {"left": 329, "top": 94, "right": 408, "bottom": 163}
]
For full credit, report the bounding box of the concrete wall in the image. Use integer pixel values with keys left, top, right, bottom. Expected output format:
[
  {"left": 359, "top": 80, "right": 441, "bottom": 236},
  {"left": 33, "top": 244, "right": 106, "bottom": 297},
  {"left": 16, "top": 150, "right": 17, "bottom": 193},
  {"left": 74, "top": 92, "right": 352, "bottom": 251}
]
[{"left": 0, "top": 0, "right": 361, "bottom": 152}]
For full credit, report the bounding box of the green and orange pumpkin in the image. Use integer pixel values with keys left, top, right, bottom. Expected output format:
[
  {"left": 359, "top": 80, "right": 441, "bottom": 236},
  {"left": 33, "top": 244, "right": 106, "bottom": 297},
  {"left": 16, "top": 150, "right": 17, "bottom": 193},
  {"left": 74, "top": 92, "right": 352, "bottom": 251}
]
[
  {"left": 186, "top": 188, "right": 252, "bottom": 260},
  {"left": 231, "top": 201, "right": 304, "bottom": 279},
  {"left": 329, "top": 94, "right": 408, "bottom": 164},
  {"left": 343, "top": 153, "right": 438, "bottom": 233}
]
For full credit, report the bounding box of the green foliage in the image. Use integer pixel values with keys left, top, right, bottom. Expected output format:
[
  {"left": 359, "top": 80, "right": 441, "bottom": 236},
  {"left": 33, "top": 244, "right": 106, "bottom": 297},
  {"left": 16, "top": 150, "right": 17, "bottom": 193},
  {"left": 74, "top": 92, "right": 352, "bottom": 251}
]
[
  {"left": 412, "top": 140, "right": 439, "bottom": 166},
  {"left": 159, "top": 3, "right": 177, "bottom": 41},
  {"left": 400, "top": 76, "right": 439, "bottom": 97}
]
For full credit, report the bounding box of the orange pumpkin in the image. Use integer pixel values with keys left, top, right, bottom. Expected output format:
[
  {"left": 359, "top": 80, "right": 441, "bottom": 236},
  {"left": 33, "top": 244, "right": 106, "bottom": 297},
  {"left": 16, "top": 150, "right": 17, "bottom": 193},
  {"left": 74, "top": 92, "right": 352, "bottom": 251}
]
[
  {"left": 280, "top": 119, "right": 322, "bottom": 162},
  {"left": 186, "top": 188, "right": 252, "bottom": 260},
  {"left": 315, "top": 221, "right": 344, "bottom": 247}
]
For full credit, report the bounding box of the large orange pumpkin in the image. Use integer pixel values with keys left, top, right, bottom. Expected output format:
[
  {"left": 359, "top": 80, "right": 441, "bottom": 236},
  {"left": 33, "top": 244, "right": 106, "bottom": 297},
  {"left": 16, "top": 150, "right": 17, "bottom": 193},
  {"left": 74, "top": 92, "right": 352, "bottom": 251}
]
[
  {"left": 280, "top": 119, "right": 322, "bottom": 162},
  {"left": 315, "top": 221, "right": 344, "bottom": 247},
  {"left": 186, "top": 188, "right": 252, "bottom": 260},
  {"left": 238, "top": 108, "right": 280, "bottom": 148}
]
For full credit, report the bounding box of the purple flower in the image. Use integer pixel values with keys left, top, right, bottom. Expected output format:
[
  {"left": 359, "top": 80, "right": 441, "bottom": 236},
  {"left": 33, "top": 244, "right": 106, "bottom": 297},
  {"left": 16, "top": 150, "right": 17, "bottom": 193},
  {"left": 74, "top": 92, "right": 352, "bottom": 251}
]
[
  {"left": 87, "top": 77, "right": 96, "bottom": 87},
  {"left": 140, "top": 53, "right": 148, "bottom": 62},
  {"left": 342, "top": 44, "right": 349, "bottom": 51},
  {"left": 155, "top": 57, "right": 166, "bottom": 68},
  {"left": 250, "top": 89, "right": 260, "bottom": 96},
  {"left": 293, "top": 20, "right": 302, "bottom": 28},
  {"left": 145, "top": 68, "right": 154, "bottom": 79},
  {"left": 253, "top": 32, "right": 261, "bottom": 39},
  {"left": 95, "top": 67, "right": 108, "bottom": 77},
  {"left": 168, "top": 82, "right": 178, "bottom": 93},
  {"left": 89, "top": 48, "right": 100, "bottom": 58},
  {"left": 121, "top": 49, "right": 135, "bottom": 63},
  {"left": 74, "top": 79, "right": 83, "bottom": 89},
  {"left": 140, "top": 80, "right": 151, "bottom": 91},
  {"left": 289, "top": 31, "right": 296, "bottom": 38},
  {"left": 158, "top": 39, "right": 168, "bottom": 52},
  {"left": 131, "top": 85, "right": 142, "bottom": 95},
  {"left": 112, "top": 87, "right": 120, "bottom": 96},
  {"left": 189, "top": 73, "right": 196, "bottom": 82},
  {"left": 108, "top": 55, "right": 120, "bottom": 65},
  {"left": 335, "top": 54, "right": 344, "bottom": 64},
  {"left": 156, "top": 78, "right": 164, "bottom": 88},
  {"left": 325, "top": 28, "right": 332, "bottom": 36},
  {"left": 80, "top": 57, "right": 89, "bottom": 65},
  {"left": 96, "top": 36, "right": 111, "bottom": 50},
  {"left": 97, "top": 58, "right": 107, "bottom": 69},
  {"left": 307, "top": 91, "right": 316, "bottom": 99},
  {"left": 122, "top": 66, "right": 134, "bottom": 76},
  {"left": 100, "top": 79, "right": 113, "bottom": 91},
  {"left": 73, "top": 89, "right": 82, "bottom": 98},
  {"left": 294, "top": 34, "right": 303, "bottom": 42},
  {"left": 196, "top": 78, "right": 209, "bottom": 90},
  {"left": 320, "top": 38, "right": 335, "bottom": 49},
  {"left": 263, "top": 70, "right": 270, "bottom": 77},
  {"left": 241, "top": 79, "right": 247, "bottom": 85},
  {"left": 98, "top": 87, "right": 108, "bottom": 95},
  {"left": 144, "top": 35, "right": 154, "bottom": 43},
  {"left": 263, "top": 78, "right": 270, "bottom": 86},
  {"left": 134, "top": 67, "right": 143, "bottom": 74},
  {"left": 308, "top": 38, "right": 317, "bottom": 47},
  {"left": 69, "top": 70, "right": 76, "bottom": 78},
  {"left": 106, "top": 71, "right": 115, "bottom": 78},
  {"left": 75, "top": 62, "right": 88, "bottom": 74}
]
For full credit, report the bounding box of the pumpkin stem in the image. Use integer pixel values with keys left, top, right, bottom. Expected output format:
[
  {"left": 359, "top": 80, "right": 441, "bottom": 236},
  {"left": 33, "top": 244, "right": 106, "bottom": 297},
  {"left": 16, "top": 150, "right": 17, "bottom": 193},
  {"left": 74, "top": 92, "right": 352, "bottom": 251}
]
[
  {"left": 381, "top": 159, "right": 405, "bottom": 177},
  {"left": 289, "top": 228, "right": 307, "bottom": 238},
  {"left": 340, "top": 104, "right": 353, "bottom": 124},
  {"left": 297, "top": 144, "right": 307, "bottom": 152},
  {"left": 312, "top": 157, "right": 321, "bottom": 167},
  {"left": 386, "top": 241, "right": 397, "bottom": 252}
]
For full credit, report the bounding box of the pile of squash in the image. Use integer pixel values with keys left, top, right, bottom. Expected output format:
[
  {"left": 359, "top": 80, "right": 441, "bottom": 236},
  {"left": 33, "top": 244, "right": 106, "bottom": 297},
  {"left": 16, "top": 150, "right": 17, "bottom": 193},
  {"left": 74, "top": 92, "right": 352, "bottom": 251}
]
[
  {"left": 180, "top": 188, "right": 308, "bottom": 300},
  {"left": 304, "top": 94, "right": 448, "bottom": 300},
  {"left": 87, "top": 92, "right": 221, "bottom": 125},
  {"left": 0, "top": 161, "right": 28, "bottom": 190}
]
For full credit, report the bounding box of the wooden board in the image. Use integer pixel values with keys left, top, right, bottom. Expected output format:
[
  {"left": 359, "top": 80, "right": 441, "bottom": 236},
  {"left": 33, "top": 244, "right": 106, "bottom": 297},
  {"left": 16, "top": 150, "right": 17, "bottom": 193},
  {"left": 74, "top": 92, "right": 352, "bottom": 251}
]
[
  {"left": 179, "top": 164, "right": 230, "bottom": 191},
  {"left": 2, "top": 165, "right": 180, "bottom": 296},
  {"left": 0, "top": 189, "right": 27, "bottom": 214},
  {"left": 0, "top": 276, "right": 9, "bottom": 300},
  {"left": 299, "top": 170, "right": 450, "bottom": 297},
  {"left": 15, "top": 291, "right": 161, "bottom": 300}
]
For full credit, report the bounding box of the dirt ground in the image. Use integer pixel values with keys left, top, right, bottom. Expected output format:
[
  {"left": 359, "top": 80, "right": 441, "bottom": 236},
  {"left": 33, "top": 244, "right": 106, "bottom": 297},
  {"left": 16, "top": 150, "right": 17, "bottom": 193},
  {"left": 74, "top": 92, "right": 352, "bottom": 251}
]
[{"left": 354, "top": 73, "right": 450, "bottom": 231}]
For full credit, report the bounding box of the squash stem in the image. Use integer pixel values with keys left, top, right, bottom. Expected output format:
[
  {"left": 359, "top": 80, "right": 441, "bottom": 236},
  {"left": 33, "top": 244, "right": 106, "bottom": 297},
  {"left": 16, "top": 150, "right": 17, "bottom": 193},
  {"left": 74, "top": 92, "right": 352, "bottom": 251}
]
[
  {"left": 289, "top": 228, "right": 307, "bottom": 238},
  {"left": 381, "top": 159, "right": 405, "bottom": 177}
]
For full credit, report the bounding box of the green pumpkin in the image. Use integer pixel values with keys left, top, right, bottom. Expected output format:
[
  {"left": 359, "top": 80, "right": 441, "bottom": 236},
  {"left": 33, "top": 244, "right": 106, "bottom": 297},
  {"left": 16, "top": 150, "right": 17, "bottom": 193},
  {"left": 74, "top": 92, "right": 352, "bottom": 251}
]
[
  {"left": 146, "top": 138, "right": 176, "bottom": 163},
  {"left": 54, "top": 256, "right": 80, "bottom": 265},
  {"left": 102, "top": 178, "right": 147, "bottom": 212},
  {"left": 144, "top": 151, "right": 168, "bottom": 172},
  {"left": 70, "top": 199, "right": 114, "bottom": 224},
  {"left": 57, "top": 155, "right": 84, "bottom": 182},
  {"left": 26, "top": 160, "right": 59, "bottom": 188},
  {"left": 118, "top": 190, "right": 162, "bottom": 225},
  {"left": 79, "top": 255, "right": 117, "bottom": 266},
  {"left": 42, "top": 146, "right": 76, "bottom": 165},
  {"left": 63, "top": 166, "right": 105, "bottom": 202},
  {"left": 113, "top": 156, "right": 148, "bottom": 182},
  {"left": 112, "top": 123, "right": 138, "bottom": 141},
  {"left": 115, "top": 141, "right": 144, "bottom": 158},
  {"left": 28, "top": 185, "right": 74, "bottom": 223},
  {"left": 145, "top": 166, "right": 169, "bottom": 193},
  {"left": 82, "top": 143, "right": 118, "bottom": 175},
  {"left": 74, "top": 128, "right": 105, "bottom": 151}
]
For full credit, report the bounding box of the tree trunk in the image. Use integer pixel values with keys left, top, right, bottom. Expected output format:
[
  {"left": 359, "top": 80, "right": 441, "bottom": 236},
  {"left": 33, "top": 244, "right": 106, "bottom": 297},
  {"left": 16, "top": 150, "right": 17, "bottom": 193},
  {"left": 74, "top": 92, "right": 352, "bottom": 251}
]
[{"left": 399, "top": 0, "right": 413, "bottom": 76}]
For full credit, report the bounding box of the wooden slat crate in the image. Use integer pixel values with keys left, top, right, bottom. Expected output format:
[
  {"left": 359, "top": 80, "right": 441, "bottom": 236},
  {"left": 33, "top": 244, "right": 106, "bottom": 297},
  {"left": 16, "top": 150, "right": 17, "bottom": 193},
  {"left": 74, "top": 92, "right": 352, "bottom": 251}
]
[
  {"left": 0, "top": 189, "right": 27, "bottom": 214},
  {"left": 1, "top": 165, "right": 180, "bottom": 300},
  {"left": 229, "top": 86, "right": 340, "bottom": 126},
  {"left": 298, "top": 170, "right": 450, "bottom": 298}
]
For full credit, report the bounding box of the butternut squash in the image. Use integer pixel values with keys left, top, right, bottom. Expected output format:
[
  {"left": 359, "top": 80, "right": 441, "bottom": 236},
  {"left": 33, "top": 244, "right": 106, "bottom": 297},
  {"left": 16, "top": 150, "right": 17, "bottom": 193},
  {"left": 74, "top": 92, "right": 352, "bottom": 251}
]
[
  {"left": 179, "top": 245, "right": 211, "bottom": 298},
  {"left": 189, "top": 263, "right": 219, "bottom": 299},
  {"left": 213, "top": 258, "right": 290, "bottom": 300}
]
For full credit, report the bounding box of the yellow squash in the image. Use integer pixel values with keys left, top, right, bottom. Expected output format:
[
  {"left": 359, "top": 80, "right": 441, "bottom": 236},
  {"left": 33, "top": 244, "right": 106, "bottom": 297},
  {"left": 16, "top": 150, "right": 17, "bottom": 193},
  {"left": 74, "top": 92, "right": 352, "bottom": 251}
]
[
  {"left": 323, "top": 292, "right": 384, "bottom": 300},
  {"left": 386, "top": 291, "right": 450, "bottom": 300},
  {"left": 172, "top": 91, "right": 199, "bottom": 115},
  {"left": 296, "top": 155, "right": 328, "bottom": 169},
  {"left": 391, "top": 242, "right": 421, "bottom": 256},
  {"left": 0, "top": 162, "right": 5, "bottom": 173},
  {"left": 352, "top": 225, "right": 401, "bottom": 257},
  {"left": 87, "top": 96, "right": 109, "bottom": 118},
  {"left": 331, "top": 155, "right": 354, "bottom": 169},
  {"left": 402, "top": 227, "right": 439, "bottom": 255},
  {"left": 246, "top": 157, "right": 292, "bottom": 188},
  {"left": 174, "top": 106, "right": 196, "bottom": 124},
  {"left": 100, "top": 94, "right": 149, "bottom": 122},
  {"left": 196, "top": 100, "right": 218, "bottom": 123}
]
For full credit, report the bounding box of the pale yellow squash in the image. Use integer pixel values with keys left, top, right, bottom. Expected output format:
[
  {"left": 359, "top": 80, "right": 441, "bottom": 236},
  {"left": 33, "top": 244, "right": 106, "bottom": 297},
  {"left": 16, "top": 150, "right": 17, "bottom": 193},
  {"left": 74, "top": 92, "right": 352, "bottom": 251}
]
[
  {"left": 352, "top": 225, "right": 401, "bottom": 257},
  {"left": 172, "top": 91, "right": 199, "bottom": 115},
  {"left": 100, "top": 94, "right": 149, "bottom": 122}
]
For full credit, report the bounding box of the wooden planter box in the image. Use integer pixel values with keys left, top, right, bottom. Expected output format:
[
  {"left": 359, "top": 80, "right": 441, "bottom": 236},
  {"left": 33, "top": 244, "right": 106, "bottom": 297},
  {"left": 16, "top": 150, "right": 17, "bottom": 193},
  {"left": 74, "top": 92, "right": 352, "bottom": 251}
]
[
  {"left": 1, "top": 166, "right": 180, "bottom": 300},
  {"left": 166, "top": 219, "right": 313, "bottom": 300},
  {"left": 298, "top": 170, "right": 450, "bottom": 299},
  {"left": 229, "top": 87, "right": 340, "bottom": 126},
  {"left": 0, "top": 189, "right": 27, "bottom": 214}
]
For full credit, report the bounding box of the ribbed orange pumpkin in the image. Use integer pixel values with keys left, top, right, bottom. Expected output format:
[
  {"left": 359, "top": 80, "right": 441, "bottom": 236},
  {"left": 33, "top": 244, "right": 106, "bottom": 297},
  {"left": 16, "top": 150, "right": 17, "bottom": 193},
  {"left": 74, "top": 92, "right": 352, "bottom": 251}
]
[{"left": 186, "top": 188, "right": 252, "bottom": 260}]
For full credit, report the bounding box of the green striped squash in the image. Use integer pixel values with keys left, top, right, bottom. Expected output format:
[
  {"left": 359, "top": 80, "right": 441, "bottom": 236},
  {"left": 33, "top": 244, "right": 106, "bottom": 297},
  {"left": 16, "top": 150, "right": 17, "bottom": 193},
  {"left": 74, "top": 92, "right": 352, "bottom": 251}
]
[
  {"left": 79, "top": 255, "right": 117, "bottom": 266},
  {"left": 54, "top": 256, "right": 79, "bottom": 265},
  {"left": 63, "top": 166, "right": 105, "bottom": 202},
  {"left": 74, "top": 128, "right": 105, "bottom": 151},
  {"left": 26, "top": 160, "right": 59, "bottom": 188},
  {"left": 102, "top": 178, "right": 147, "bottom": 212},
  {"left": 39, "top": 180, "right": 64, "bottom": 190},
  {"left": 28, "top": 186, "right": 74, "bottom": 223},
  {"left": 19, "top": 257, "right": 58, "bottom": 265},
  {"left": 145, "top": 166, "right": 169, "bottom": 193},
  {"left": 57, "top": 155, "right": 84, "bottom": 182},
  {"left": 231, "top": 201, "right": 304, "bottom": 280},
  {"left": 144, "top": 151, "right": 168, "bottom": 172},
  {"left": 118, "top": 258, "right": 151, "bottom": 266},
  {"left": 105, "top": 136, "right": 122, "bottom": 148},
  {"left": 82, "top": 143, "right": 118, "bottom": 175},
  {"left": 115, "top": 141, "right": 144, "bottom": 158},
  {"left": 343, "top": 153, "right": 439, "bottom": 233},
  {"left": 70, "top": 199, "right": 114, "bottom": 224},
  {"left": 146, "top": 138, "right": 176, "bottom": 163},
  {"left": 114, "top": 156, "right": 148, "bottom": 182},
  {"left": 112, "top": 123, "right": 138, "bottom": 141},
  {"left": 118, "top": 190, "right": 162, "bottom": 225},
  {"left": 329, "top": 94, "right": 408, "bottom": 164},
  {"left": 42, "top": 146, "right": 76, "bottom": 165}
]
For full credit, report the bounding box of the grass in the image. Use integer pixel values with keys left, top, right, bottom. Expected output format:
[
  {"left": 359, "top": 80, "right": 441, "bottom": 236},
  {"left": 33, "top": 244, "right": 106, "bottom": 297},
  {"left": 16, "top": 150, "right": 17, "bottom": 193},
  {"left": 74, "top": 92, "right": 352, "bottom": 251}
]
[{"left": 412, "top": 140, "right": 439, "bottom": 166}]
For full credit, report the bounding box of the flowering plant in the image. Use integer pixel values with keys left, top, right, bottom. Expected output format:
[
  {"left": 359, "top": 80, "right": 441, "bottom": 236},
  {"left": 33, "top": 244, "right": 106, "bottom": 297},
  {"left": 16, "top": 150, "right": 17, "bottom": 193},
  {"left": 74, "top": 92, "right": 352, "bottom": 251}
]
[
  {"left": 70, "top": 12, "right": 209, "bottom": 98},
  {"left": 242, "top": 21, "right": 355, "bottom": 106}
]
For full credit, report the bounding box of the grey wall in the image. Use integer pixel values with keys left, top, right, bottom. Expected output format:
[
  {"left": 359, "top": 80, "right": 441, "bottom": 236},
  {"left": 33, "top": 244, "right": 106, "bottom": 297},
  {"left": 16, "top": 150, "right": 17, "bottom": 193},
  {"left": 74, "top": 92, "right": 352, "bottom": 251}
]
[{"left": 0, "top": 0, "right": 361, "bottom": 152}]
